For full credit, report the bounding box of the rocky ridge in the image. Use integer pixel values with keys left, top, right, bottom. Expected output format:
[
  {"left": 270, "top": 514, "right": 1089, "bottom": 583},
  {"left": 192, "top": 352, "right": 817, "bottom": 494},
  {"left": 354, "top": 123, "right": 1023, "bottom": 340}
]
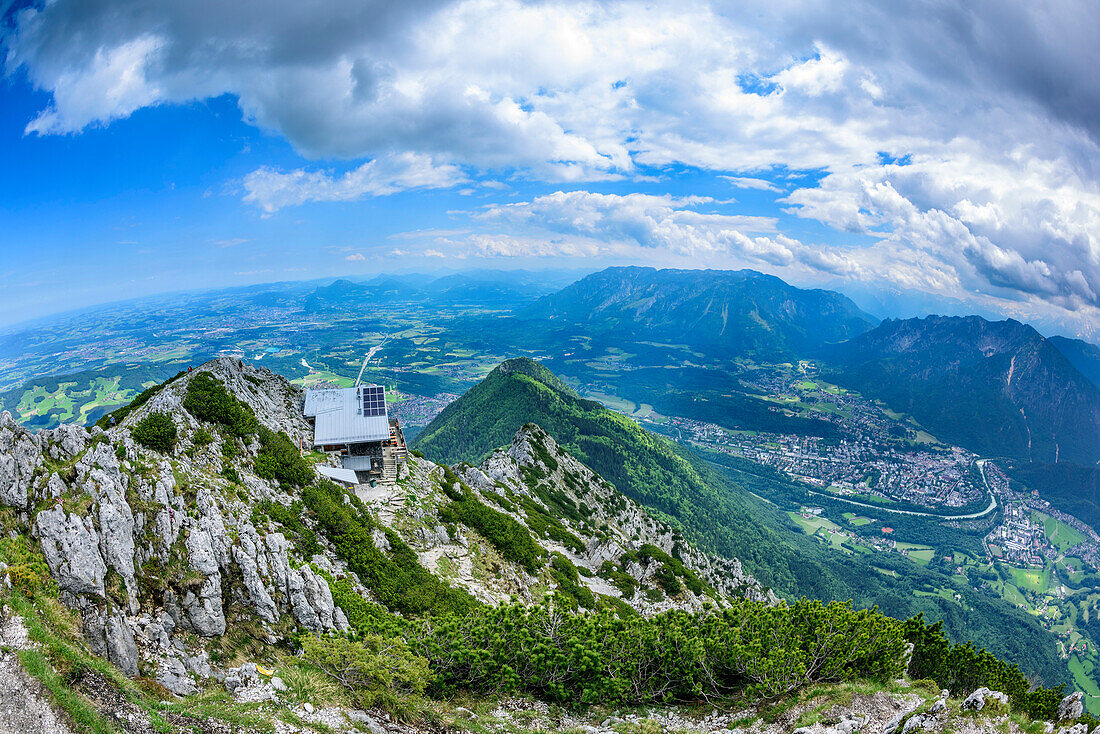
[
  {"left": 0, "top": 358, "right": 352, "bottom": 695},
  {"left": 0, "top": 357, "right": 1094, "bottom": 734},
  {"left": 0, "top": 357, "right": 767, "bottom": 699}
]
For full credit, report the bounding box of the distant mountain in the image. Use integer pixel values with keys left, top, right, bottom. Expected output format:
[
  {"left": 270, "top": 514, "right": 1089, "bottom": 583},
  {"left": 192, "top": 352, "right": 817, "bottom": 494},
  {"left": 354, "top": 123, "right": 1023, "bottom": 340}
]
[
  {"left": 522, "top": 267, "right": 878, "bottom": 359},
  {"left": 302, "top": 279, "right": 387, "bottom": 312},
  {"left": 827, "top": 315, "right": 1100, "bottom": 465},
  {"left": 303, "top": 270, "right": 571, "bottom": 313},
  {"left": 1051, "top": 335, "right": 1100, "bottom": 389}
]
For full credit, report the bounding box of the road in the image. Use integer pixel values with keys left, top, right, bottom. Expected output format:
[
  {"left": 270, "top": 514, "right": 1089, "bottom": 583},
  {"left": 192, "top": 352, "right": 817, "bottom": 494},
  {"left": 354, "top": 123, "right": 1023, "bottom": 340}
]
[{"left": 355, "top": 336, "right": 389, "bottom": 385}]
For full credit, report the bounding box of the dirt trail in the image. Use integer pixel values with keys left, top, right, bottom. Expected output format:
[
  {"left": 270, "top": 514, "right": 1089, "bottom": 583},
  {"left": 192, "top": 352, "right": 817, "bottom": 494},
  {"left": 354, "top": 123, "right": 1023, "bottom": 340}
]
[{"left": 0, "top": 609, "right": 74, "bottom": 734}]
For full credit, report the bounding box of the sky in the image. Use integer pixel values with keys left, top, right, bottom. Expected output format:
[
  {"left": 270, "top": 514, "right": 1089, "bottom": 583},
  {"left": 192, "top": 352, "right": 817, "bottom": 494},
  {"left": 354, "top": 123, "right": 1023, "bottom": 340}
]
[{"left": 0, "top": 0, "right": 1098, "bottom": 341}]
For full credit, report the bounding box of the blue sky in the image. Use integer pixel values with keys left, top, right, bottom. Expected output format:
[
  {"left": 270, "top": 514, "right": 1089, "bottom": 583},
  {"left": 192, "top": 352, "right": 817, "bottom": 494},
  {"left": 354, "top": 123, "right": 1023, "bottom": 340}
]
[{"left": 1, "top": 0, "right": 1098, "bottom": 340}]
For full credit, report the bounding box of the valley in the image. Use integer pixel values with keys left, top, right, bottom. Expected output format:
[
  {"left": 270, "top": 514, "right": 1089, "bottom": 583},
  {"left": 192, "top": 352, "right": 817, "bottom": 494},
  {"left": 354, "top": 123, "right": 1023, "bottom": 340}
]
[{"left": 3, "top": 267, "right": 1100, "bottom": 713}]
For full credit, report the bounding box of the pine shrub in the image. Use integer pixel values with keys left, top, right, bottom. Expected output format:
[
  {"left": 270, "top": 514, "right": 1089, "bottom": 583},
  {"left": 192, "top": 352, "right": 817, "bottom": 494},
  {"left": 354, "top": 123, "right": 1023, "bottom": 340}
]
[{"left": 131, "top": 412, "right": 177, "bottom": 453}]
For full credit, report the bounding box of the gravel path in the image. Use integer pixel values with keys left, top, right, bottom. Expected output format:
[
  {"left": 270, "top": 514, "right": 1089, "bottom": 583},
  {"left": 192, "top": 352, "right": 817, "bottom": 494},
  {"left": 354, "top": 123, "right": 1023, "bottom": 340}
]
[{"left": 0, "top": 611, "right": 73, "bottom": 734}]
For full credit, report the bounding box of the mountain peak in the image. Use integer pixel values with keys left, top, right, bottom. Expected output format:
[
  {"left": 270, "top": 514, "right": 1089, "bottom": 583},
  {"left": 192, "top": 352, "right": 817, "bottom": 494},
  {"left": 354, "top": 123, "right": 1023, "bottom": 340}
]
[
  {"left": 830, "top": 315, "right": 1100, "bottom": 464},
  {"left": 523, "top": 266, "right": 877, "bottom": 359},
  {"left": 490, "top": 357, "right": 574, "bottom": 394}
]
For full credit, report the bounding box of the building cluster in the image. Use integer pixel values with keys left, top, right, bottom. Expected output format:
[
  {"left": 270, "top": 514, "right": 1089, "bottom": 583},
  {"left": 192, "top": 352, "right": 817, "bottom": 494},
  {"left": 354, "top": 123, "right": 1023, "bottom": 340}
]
[
  {"left": 387, "top": 392, "right": 460, "bottom": 429},
  {"left": 986, "top": 504, "right": 1048, "bottom": 566},
  {"left": 681, "top": 417, "right": 983, "bottom": 509}
]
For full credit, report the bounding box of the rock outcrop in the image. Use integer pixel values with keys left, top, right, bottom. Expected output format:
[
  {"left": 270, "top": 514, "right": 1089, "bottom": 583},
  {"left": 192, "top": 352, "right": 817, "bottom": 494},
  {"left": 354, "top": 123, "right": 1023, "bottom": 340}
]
[{"left": 0, "top": 358, "right": 349, "bottom": 694}]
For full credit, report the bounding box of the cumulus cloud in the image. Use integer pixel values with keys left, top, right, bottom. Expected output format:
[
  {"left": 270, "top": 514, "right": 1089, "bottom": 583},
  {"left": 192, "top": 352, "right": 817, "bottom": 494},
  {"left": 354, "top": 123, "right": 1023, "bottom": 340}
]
[
  {"left": 466, "top": 190, "right": 859, "bottom": 275},
  {"left": 242, "top": 153, "right": 466, "bottom": 212},
  {"left": 476, "top": 191, "right": 777, "bottom": 253},
  {"left": 4, "top": 0, "right": 1100, "bottom": 334},
  {"left": 784, "top": 151, "right": 1100, "bottom": 311}
]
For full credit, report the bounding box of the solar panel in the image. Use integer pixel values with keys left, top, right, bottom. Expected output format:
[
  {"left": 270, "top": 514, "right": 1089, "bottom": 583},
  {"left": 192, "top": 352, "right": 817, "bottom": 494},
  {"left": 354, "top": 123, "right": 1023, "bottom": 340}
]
[{"left": 360, "top": 385, "right": 387, "bottom": 417}]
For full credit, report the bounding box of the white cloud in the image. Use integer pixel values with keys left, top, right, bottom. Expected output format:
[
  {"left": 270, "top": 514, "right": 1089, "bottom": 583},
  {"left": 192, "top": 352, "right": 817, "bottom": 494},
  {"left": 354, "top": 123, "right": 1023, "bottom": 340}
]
[
  {"left": 211, "top": 237, "right": 250, "bottom": 248},
  {"left": 466, "top": 190, "right": 848, "bottom": 271},
  {"left": 23, "top": 34, "right": 164, "bottom": 135},
  {"left": 784, "top": 150, "right": 1100, "bottom": 311},
  {"left": 476, "top": 191, "right": 777, "bottom": 253},
  {"left": 721, "top": 176, "right": 782, "bottom": 193},
  {"left": 5, "top": 0, "right": 1100, "bottom": 333},
  {"left": 345, "top": 252, "right": 365, "bottom": 261},
  {"left": 242, "top": 153, "right": 467, "bottom": 213}
]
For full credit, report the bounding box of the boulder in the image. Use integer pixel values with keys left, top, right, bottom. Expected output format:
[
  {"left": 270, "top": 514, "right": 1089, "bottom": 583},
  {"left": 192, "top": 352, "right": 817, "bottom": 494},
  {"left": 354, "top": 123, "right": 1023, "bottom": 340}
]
[
  {"left": 224, "top": 663, "right": 259, "bottom": 693},
  {"left": 961, "top": 687, "right": 1008, "bottom": 712},
  {"left": 1059, "top": 692, "right": 1085, "bottom": 721},
  {"left": 157, "top": 655, "right": 197, "bottom": 696},
  {"left": 36, "top": 506, "right": 107, "bottom": 597}
]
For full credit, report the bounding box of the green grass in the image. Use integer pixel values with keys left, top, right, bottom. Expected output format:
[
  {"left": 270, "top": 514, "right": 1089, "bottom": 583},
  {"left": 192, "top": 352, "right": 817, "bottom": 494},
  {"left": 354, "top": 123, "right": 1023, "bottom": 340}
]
[
  {"left": 788, "top": 512, "right": 841, "bottom": 535},
  {"left": 17, "top": 648, "right": 118, "bottom": 734},
  {"left": 1011, "top": 566, "right": 1050, "bottom": 595},
  {"left": 292, "top": 370, "right": 354, "bottom": 388},
  {"left": 1040, "top": 514, "right": 1088, "bottom": 553},
  {"left": 1069, "top": 655, "right": 1100, "bottom": 714}
]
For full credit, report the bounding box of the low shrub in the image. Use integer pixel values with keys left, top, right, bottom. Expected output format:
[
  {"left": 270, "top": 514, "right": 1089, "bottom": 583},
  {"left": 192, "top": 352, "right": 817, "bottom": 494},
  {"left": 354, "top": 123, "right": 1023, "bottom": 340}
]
[
  {"left": 548, "top": 552, "right": 595, "bottom": 609},
  {"left": 131, "top": 412, "right": 177, "bottom": 453},
  {"left": 183, "top": 372, "right": 258, "bottom": 437},
  {"left": 301, "top": 634, "right": 429, "bottom": 715},
  {"left": 905, "top": 615, "right": 1082, "bottom": 723},
  {"left": 303, "top": 481, "right": 478, "bottom": 618},
  {"left": 409, "top": 597, "right": 907, "bottom": 704},
  {"left": 260, "top": 500, "right": 320, "bottom": 558},
  {"left": 439, "top": 468, "right": 544, "bottom": 574},
  {"left": 6, "top": 563, "right": 41, "bottom": 596},
  {"left": 255, "top": 427, "right": 314, "bottom": 487},
  {"left": 191, "top": 427, "right": 213, "bottom": 448}
]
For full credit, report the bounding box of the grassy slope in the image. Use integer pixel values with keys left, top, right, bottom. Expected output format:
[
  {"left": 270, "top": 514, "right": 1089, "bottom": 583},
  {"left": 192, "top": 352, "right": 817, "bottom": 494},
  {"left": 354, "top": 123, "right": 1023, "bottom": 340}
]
[{"left": 413, "top": 358, "right": 1070, "bottom": 688}]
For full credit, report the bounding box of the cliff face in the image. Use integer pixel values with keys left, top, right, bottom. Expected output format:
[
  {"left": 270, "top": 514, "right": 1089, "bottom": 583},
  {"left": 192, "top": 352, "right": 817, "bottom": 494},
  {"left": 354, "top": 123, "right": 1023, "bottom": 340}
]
[
  {"left": 829, "top": 315, "right": 1100, "bottom": 465},
  {"left": 0, "top": 359, "right": 351, "bottom": 694},
  {"left": 0, "top": 357, "right": 766, "bottom": 698}
]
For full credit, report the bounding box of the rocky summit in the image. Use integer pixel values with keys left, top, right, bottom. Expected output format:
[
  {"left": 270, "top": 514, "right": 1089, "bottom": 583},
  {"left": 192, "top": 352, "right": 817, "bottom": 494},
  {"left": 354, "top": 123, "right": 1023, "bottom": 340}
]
[{"left": 0, "top": 357, "right": 1095, "bottom": 734}]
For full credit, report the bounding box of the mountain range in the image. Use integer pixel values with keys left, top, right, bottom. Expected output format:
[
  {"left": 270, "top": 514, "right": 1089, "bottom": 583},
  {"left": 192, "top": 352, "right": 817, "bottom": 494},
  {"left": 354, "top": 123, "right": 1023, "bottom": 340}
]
[
  {"left": 512, "top": 267, "right": 1100, "bottom": 472},
  {"left": 521, "top": 266, "right": 879, "bottom": 360},
  {"left": 826, "top": 315, "right": 1100, "bottom": 466},
  {"left": 0, "top": 355, "right": 1085, "bottom": 731}
]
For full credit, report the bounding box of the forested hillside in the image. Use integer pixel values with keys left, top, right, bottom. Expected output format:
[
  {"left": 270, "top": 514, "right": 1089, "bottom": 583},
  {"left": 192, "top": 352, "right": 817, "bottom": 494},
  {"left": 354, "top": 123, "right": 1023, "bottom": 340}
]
[
  {"left": 827, "top": 315, "right": 1100, "bottom": 465},
  {"left": 414, "top": 357, "right": 1069, "bottom": 687}
]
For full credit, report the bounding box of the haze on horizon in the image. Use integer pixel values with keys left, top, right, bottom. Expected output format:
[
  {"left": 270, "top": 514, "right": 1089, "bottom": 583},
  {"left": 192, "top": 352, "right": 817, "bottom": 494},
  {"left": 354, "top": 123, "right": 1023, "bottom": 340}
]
[{"left": 1, "top": 0, "right": 1098, "bottom": 340}]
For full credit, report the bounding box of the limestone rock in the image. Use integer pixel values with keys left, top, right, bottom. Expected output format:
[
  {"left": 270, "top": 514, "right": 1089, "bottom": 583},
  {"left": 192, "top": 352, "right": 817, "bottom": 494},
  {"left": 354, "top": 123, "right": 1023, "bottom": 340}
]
[
  {"left": 182, "top": 576, "right": 225, "bottom": 637},
  {"left": 961, "top": 687, "right": 1008, "bottom": 712},
  {"left": 36, "top": 506, "right": 107, "bottom": 597},
  {"left": 84, "top": 608, "right": 139, "bottom": 677},
  {"left": 1059, "top": 692, "right": 1085, "bottom": 721},
  {"left": 0, "top": 412, "right": 41, "bottom": 509},
  {"left": 157, "top": 655, "right": 198, "bottom": 696}
]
